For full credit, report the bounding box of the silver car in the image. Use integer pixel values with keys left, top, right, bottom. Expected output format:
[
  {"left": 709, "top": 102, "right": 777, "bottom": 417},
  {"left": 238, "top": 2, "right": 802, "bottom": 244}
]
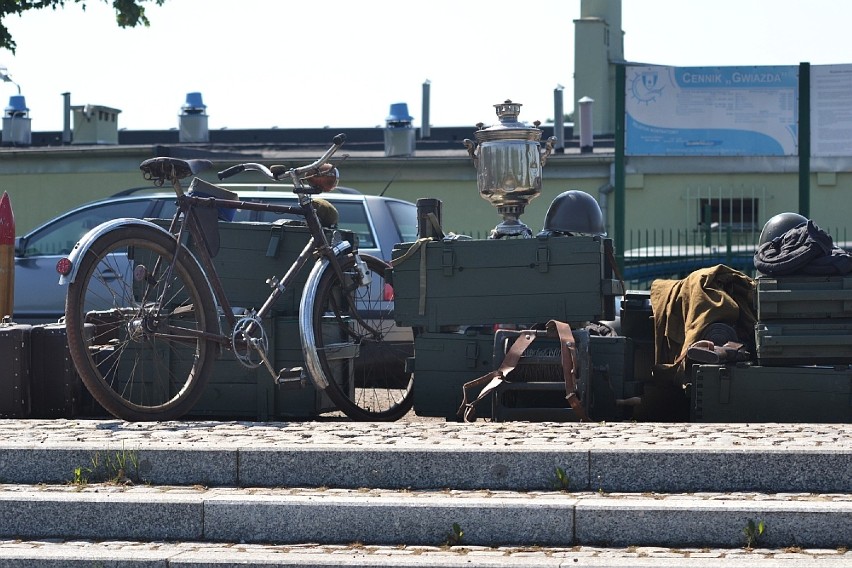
[{"left": 13, "top": 187, "right": 417, "bottom": 324}]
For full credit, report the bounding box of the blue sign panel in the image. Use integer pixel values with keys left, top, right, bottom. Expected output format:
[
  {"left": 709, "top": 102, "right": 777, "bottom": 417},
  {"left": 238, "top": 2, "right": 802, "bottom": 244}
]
[{"left": 625, "top": 65, "right": 799, "bottom": 156}]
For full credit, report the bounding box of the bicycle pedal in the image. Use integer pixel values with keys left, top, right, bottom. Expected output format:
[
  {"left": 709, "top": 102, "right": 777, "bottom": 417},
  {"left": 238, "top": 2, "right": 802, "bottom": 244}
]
[{"left": 275, "top": 367, "right": 306, "bottom": 389}]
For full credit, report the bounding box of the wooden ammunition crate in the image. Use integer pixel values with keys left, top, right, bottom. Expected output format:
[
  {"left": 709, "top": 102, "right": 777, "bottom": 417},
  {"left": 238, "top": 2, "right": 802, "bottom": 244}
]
[
  {"left": 757, "top": 274, "right": 852, "bottom": 320},
  {"left": 755, "top": 319, "right": 852, "bottom": 366},
  {"left": 691, "top": 364, "right": 852, "bottom": 423},
  {"left": 145, "top": 219, "right": 355, "bottom": 314},
  {"left": 390, "top": 236, "right": 621, "bottom": 332},
  {"left": 412, "top": 328, "right": 497, "bottom": 419}
]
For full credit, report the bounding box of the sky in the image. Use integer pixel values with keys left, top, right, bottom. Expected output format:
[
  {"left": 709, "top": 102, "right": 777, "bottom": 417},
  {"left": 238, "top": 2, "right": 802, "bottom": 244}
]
[{"left": 1, "top": 0, "right": 852, "bottom": 133}]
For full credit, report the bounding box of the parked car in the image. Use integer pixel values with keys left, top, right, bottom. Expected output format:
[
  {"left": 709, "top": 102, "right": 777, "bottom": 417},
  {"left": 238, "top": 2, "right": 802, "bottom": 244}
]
[{"left": 13, "top": 185, "right": 418, "bottom": 324}]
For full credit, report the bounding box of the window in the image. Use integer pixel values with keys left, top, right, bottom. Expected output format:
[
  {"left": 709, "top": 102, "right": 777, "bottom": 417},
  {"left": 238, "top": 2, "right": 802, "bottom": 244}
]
[
  {"left": 22, "top": 200, "right": 152, "bottom": 257},
  {"left": 698, "top": 197, "right": 759, "bottom": 232}
]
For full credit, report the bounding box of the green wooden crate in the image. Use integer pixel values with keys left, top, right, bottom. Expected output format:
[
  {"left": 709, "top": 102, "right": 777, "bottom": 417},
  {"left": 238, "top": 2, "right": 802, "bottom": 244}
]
[
  {"left": 691, "top": 364, "right": 852, "bottom": 423},
  {"left": 272, "top": 316, "right": 351, "bottom": 417},
  {"left": 390, "top": 235, "right": 621, "bottom": 332},
  {"left": 145, "top": 219, "right": 354, "bottom": 315},
  {"left": 412, "top": 328, "right": 496, "bottom": 419},
  {"left": 757, "top": 275, "right": 852, "bottom": 320},
  {"left": 756, "top": 319, "right": 852, "bottom": 366}
]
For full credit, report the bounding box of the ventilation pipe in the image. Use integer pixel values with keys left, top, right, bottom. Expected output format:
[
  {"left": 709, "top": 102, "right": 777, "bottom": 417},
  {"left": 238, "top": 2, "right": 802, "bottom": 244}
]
[
  {"left": 421, "top": 80, "right": 431, "bottom": 139},
  {"left": 553, "top": 85, "right": 565, "bottom": 153},
  {"left": 62, "top": 92, "right": 72, "bottom": 144},
  {"left": 597, "top": 163, "right": 615, "bottom": 235},
  {"left": 578, "top": 95, "right": 594, "bottom": 153}
]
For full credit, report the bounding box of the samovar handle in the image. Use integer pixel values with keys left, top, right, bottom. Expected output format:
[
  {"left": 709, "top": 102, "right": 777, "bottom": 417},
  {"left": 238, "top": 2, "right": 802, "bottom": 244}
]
[
  {"left": 540, "top": 136, "right": 557, "bottom": 167},
  {"left": 463, "top": 139, "right": 478, "bottom": 168}
]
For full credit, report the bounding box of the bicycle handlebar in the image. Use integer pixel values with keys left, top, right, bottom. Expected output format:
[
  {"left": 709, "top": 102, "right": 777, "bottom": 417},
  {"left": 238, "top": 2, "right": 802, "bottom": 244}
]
[{"left": 216, "top": 133, "right": 346, "bottom": 182}]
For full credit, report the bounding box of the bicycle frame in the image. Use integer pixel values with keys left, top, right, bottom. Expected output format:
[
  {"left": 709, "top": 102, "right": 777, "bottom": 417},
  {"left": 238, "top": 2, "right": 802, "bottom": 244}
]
[{"left": 154, "top": 186, "right": 360, "bottom": 382}]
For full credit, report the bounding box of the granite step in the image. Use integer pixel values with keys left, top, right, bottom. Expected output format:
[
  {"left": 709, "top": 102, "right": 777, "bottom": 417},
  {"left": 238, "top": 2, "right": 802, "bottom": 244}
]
[
  {"left": 0, "top": 420, "right": 849, "bottom": 494},
  {"left": 0, "top": 485, "right": 849, "bottom": 549}
]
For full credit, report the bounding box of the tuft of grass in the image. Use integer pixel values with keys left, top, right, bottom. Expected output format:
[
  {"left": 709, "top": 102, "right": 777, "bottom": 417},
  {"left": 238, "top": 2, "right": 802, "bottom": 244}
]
[
  {"left": 445, "top": 523, "right": 464, "bottom": 546},
  {"left": 743, "top": 518, "right": 766, "bottom": 549},
  {"left": 553, "top": 467, "right": 570, "bottom": 491}
]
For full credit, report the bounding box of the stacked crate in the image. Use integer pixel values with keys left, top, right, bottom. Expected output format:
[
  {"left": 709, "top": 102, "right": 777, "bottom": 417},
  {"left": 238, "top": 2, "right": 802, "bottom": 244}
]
[
  {"left": 755, "top": 275, "right": 852, "bottom": 366},
  {"left": 690, "top": 274, "right": 852, "bottom": 423},
  {"left": 391, "top": 235, "right": 625, "bottom": 420},
  {"left": 147, "top": 219, "right": 356, "bottom": 420}
]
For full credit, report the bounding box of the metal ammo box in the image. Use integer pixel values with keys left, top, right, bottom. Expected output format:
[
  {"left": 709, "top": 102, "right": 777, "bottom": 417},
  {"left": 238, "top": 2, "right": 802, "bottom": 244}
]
[
  {"left": 390, "top": 235, "right": 621, "bottom": 332},
  {"left": 691, "top": 363, "right": 852, "bottom": 423}
]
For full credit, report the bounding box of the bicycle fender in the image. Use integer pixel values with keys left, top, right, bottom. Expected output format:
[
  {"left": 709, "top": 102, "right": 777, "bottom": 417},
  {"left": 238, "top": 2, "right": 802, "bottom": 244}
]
[
  {"left": 59, "top": 218, "right": 177, "bottom": 285},
  {"left": 299, "top": 241, "right": 352, "bottom": 390}
]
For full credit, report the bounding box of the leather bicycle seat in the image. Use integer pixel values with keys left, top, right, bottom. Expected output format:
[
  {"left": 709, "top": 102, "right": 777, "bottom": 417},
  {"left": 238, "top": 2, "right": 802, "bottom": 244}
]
[{"left": 140, "top": 157, "right": 214, "bottom": 184}]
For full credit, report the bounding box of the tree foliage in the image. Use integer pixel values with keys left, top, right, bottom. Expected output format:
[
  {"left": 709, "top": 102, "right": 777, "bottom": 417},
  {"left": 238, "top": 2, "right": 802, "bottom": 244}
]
[{"left": 0, "top": 0, "right": 166, "bottom": 53}]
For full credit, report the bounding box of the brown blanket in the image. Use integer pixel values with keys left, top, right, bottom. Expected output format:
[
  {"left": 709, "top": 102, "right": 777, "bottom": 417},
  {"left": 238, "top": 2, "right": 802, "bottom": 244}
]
[{"left": 649, "top": 264, "right": 756, "bottom": 383}]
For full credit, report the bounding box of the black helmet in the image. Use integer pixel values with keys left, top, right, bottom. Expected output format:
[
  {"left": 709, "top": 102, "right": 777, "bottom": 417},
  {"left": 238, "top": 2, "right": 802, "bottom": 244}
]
[
  {"left": 540, "top": 190, "right": 606, "bottom": 236},
  {"left": 758, "top": 212, "right": 808, "bottom": 245}
]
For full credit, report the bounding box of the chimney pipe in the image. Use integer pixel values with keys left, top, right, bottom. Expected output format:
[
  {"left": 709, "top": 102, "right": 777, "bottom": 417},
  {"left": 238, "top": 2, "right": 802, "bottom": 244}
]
[
  {"left": 578, "top": 96, "right": 594, "bottom": 153},
  {"left": 62, "top": 92, "right": 72, "bottom": 145},
  {"left": 421, "top": 80, "right": 431, "bottom": 139},
  {"left": 553, "top": 85, "right": 565, "bottom": 154}
]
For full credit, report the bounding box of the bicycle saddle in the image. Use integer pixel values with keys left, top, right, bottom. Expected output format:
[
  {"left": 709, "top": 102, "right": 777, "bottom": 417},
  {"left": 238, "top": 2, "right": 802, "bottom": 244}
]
[{"left": 140, "top": 157, "right": 214, "bottom": 184}]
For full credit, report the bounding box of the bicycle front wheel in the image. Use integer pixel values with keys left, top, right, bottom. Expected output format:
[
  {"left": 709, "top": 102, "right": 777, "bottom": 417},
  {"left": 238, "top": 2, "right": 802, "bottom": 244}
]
[
  {"left": 309, "top": 253, "right": 414, "bottom": 421},
  {"left": 65, "top": 224, "right": 219, "bottom": 421}
]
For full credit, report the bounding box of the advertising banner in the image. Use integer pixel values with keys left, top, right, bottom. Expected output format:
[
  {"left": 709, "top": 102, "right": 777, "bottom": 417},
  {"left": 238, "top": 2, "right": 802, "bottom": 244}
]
[{"left": 625, "top": 65, "right": 799, "bottom": 156}]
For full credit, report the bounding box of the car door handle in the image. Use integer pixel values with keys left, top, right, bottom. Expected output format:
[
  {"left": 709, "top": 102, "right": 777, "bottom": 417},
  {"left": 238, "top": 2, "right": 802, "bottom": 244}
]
[{"left": 98, "top": 267, "right": 121, "bottom": 281}]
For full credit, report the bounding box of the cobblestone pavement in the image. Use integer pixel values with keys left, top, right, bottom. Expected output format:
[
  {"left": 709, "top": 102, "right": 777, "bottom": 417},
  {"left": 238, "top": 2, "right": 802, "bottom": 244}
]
[
  {"left": 0, "top": 419, "right": 849, "bottom": 450},
  {"left": 0, "top": 540, "right": 849, "bottom": 566}
]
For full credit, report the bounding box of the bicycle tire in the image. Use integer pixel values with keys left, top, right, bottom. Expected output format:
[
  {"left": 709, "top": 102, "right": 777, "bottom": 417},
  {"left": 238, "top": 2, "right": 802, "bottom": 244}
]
[
  {"left": 307, "top": 253, "right": 414, "bottom": 421},
  {"left": 65, "top": 224, "right": 218, "bottom": 421}
]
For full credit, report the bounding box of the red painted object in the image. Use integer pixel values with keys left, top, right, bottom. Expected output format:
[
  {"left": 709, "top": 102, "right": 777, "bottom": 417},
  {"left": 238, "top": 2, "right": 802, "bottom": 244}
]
[
  {"left": 0, "top": 191, "right": 13, "bottom": 246},
  {"left": 0, "top": 191, "right": 15, "bottom": 318}
]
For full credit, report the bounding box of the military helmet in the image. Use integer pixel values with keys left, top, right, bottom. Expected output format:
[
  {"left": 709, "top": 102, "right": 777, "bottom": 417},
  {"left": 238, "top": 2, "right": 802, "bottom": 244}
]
[
  {"left": 757, "top": 212, "right": 808, "bottom": 245},
  {"left": 541, "top": 190, "right": 606, "bottom": 236}
]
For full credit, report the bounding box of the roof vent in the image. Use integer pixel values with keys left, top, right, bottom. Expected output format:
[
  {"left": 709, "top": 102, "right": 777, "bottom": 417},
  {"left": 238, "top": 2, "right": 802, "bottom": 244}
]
[
  {"left": 2, "top": 94, "right": 31, "bottom": 146},
  {"left": 179, "top": 92, "right": 209, "bottom": 143},
  {"left": 384, "top": 102, "right": 415, "bottom": 157}
]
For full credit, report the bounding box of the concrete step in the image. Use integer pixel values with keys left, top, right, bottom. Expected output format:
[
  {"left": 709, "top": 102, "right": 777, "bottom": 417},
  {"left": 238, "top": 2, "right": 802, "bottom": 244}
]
[
  {"left": 0, "top": 419, "right": 848, "bottom": 565},
  {"left": 1, "top": 541, "right": 850, "bottom": 567},
  {"left": 0, "top": 420, "right": 850, "bottom": 493},
  {"left": 0, "top": 485, "right": 849, "bottom": 549}
]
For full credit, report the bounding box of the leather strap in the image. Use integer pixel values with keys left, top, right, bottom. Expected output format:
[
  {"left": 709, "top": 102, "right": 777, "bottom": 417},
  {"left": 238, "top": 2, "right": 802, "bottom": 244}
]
[
  {"left": 457, "top": 330, "right": 536, "bottom": 422},
  {"left": 457, "top": 321, "right": 590, "bottom": 422},
  {"left": 547, "top": 320, "right": 589, "bottom": 421}
]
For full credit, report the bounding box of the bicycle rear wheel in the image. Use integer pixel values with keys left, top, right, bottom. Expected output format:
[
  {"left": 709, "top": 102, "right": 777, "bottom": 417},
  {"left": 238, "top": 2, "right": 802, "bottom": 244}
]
[
  {"left": 308, "top": 253, "right": 414, "bottom": 421},
  {"left": 65, "top": 224, "right": 219, "bottom": 421}
]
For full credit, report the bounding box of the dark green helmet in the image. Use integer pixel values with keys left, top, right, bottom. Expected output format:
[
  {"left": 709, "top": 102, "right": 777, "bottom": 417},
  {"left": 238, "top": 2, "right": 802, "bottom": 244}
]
[
  {"left": 758, "top": 212, "right": 808, "bottom": 245},
  {"left": 541, "top": 190, "right": 606, "bottom": 237}
]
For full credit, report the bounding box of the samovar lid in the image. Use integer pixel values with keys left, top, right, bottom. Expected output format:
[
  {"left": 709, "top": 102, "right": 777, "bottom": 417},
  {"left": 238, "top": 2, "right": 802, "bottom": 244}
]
[{"left": 473, "top": 100, "right": 542, "bottom": 142}]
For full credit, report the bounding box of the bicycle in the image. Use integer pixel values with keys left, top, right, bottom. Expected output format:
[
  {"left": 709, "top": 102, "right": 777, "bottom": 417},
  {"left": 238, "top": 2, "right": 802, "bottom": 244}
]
[{"left": 59, "top": 134, "right": 414, "bottom": 422}]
